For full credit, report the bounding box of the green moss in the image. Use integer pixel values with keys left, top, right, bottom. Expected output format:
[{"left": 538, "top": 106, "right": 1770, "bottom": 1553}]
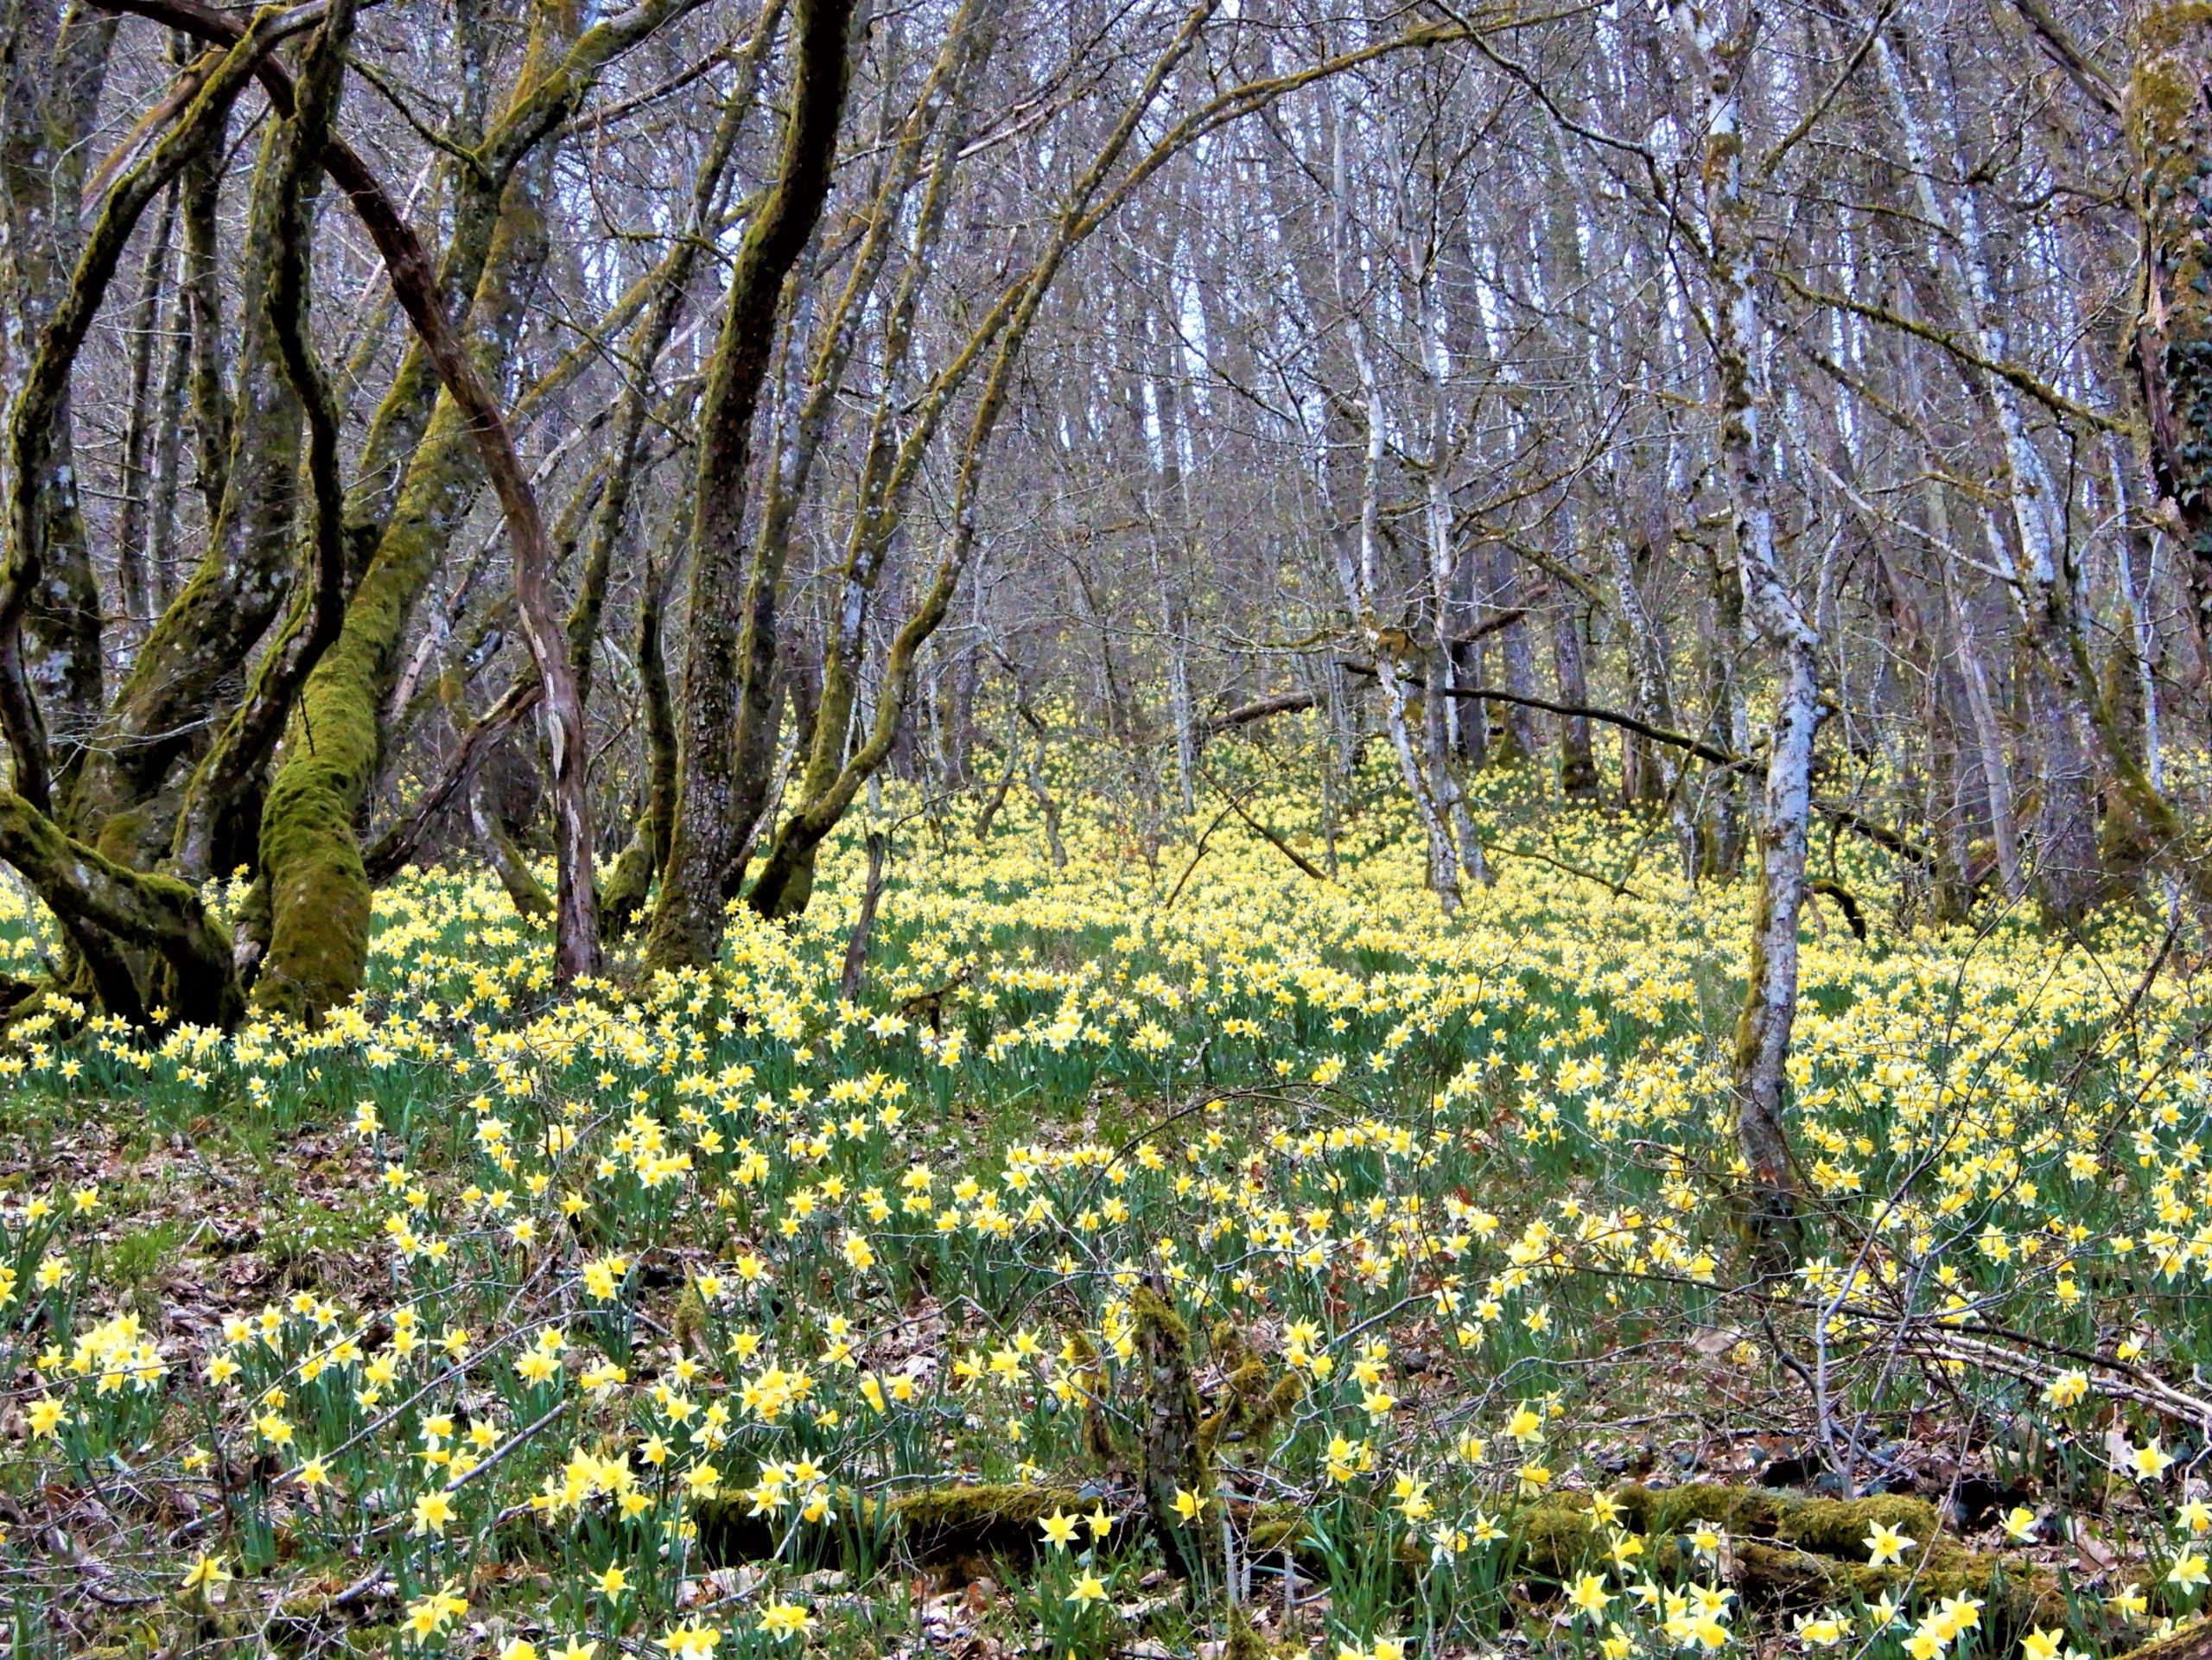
[
  {"left": 254, "top": 713, "right": 375, "bottom": 1021},
  {"left": 1522, "top": 1487, "right": 2065, "bottom": 1636},
  {"left": 257, "top": 112, "right": 552, "bottom": 1021},
  {"left": 1244, "top": 1504, "right": 1300, "bottom": 1556},
  {"left": 1132, "top": 1279, "right": 1209, "bottom": 1555},
  {"left": 1728, "top": 1542, "right": 2068, "bottom": 1633},
  {"left": 1198, "top": 1358, "right": 1268, "bottom": 1460},
  {"left": 1211, "top": 1318, "right": 1255, "bottom": 1369},
  {"left": 0, "top": 789, "right": 238, "bottom": 1024},
  {"left": 2138, "top": 5, "right": 2212, "bottom": 67},
  {"left": 1610, "top": 1482, "right": 1937, "bottom": 1553},
  {"left": 596, "top": 819, "right": 658, "bottom": 941},
  {"left": 891, "top": 1482, "right": 1088, "bottom": 1552},
  {"left": 695, "top": 1481, "right": 1116, "bottom": 1571},
  {"left": 1226, "top": 1605, "right": 1271, "bottom": 1660},
  {"left": 1198, "top": 1341, "right": 1299, "bottom": 1465},
  {"left": 1131, "top": 1281, "right": 1192, "bottom": 1358},
  {"left": 257, "top": 391, "right": 485, "bottom": 1020},
  {"left": 88, "top": 804, "right": 151, "bottom": 868},
  {"left": 671, "top": 1281, "right": 708, "bottom": 1354}
]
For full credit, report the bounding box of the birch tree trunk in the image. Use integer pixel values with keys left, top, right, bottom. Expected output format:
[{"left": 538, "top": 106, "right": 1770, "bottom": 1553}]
[
  {"left": 1667, "top": 0, "right": 1811, "bottom": 1254},
  {"left": 1329, "top": 106, "right": 1461, "bottom": 912},
  {"left": 1872, "top": 24, "right": 2106, "bottom": 921}
]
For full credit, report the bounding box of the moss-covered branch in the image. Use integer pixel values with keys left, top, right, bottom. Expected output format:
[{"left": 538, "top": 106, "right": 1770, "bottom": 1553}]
[
  {"left": 0, "top": 789, "right": 238, "bottom": 1026},
  {"left": 691, "top": 1476, "right": 2075, "bottom": 1645}
]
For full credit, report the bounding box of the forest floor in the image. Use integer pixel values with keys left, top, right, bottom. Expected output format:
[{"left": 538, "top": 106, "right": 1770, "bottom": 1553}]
[{"left": 0, "top": 766, "right": 2205, "bottom": 1660}]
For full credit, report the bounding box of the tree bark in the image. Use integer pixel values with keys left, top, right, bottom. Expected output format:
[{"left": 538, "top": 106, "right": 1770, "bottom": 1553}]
[
  {"left": 645, "top": 0, "right": 861, "bottom": 969},
  {"left": 1666, "top": 0, "right": 1810, "bottom": 1259},
  {"left": 111, "top": 181, "right": 175, "bottom": 637}
]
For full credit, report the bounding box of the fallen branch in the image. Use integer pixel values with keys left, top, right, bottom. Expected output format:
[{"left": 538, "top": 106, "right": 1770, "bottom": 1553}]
[
  {"left": 1904, "top": 1326, "right": 2212, "bottom": 1434},
  {"left": 691, "top": 1477, "right": 2075, "bottom": 1640},
  {"left": 1200, "top": 690, "right": 1318, "bottom": 735},
  {"left": 1198, "top": 766, "right": 1327, "bottom": 881},
  {"left": 1338, "top": 661, "right": 1936, "bottom": 868}
]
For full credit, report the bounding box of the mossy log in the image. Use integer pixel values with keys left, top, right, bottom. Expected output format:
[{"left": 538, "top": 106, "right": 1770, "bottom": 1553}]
[
  {"left": 2113, "top": 1617, "right": 2212, "bottom": 1660},
  {"left": 704, "top": 1477, "right": 2077, "bottom": 1637},
  {"left": 696, "top": 1482, "right": 1135, "bottom": 1576},
  {"left": 1504, "top": 1485, "right": 2066, "bottom": 1634}
]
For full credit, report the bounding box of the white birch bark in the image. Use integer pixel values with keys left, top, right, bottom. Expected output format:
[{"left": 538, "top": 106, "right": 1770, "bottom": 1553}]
[
  {"left": 1666, "top": 0, "right": 1814, "bottom": 1243},
  {"left": 1872, "top": 23, "right": 2104, "bottom": 917},
  {"left": 1324, "top": 92, "right": 1465, "bottom": 911}
]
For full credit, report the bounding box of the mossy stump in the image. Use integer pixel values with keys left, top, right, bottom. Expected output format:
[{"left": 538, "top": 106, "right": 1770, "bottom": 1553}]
[{"left": 1133, "top": 1275, "right": 1210, "bottom": 1577}]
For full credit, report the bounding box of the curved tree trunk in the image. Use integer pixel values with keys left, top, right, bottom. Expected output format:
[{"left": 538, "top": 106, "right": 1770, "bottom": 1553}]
[{"left": 0, "top": 0, "right": 114, "bottom": 787}]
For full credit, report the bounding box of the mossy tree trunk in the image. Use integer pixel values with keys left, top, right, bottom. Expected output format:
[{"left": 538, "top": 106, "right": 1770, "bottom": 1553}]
[
  {"left": 712, "top": 4, "right": 997, "bottom": 924},
  {"left": 0, "top": 788, "right": 238, "bottom": 1025},
  {"left": 0, "top": 0, "right": 360, "bottom": 1027},
  {"left": 0, "top": 0, "right": 113, "bottom": 792},
  {"left": 255, "top": 132, "right": 556, "bottom": 1018},
  {"left": 171, "top": 0, "right": 357, "bottom": 887},
  {"left": 67, "top": 110, "right": 312, "bottom": 881},
  {"left": 0, "top": 13, "right": 295, "bottom": 1018},
  {"left": 644, "top": 0, "right": 862, "bottom": 970},
  {"left": 245, "top": 0, "right": 706, "bottom": 1015},
  {"left": 599, "top": 550, "right": 679, "bottom": 942}
]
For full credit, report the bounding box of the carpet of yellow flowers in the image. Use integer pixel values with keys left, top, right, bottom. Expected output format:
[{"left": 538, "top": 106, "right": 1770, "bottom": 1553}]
[{"left": 2, "top": 766, "right": 2209, "bottom": 1660}]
